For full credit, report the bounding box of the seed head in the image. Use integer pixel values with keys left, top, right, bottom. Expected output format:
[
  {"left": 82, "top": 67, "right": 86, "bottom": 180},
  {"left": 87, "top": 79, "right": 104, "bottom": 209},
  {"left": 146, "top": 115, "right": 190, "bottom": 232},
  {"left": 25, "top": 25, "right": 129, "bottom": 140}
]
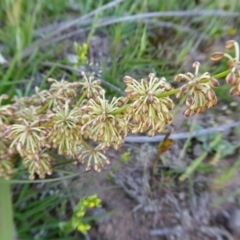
[
  {"left": 175, "top": 63, "right": 218, "bottom": 116},
  {"left": 124, "top": 73, "right": 175, "bottom": 135}
]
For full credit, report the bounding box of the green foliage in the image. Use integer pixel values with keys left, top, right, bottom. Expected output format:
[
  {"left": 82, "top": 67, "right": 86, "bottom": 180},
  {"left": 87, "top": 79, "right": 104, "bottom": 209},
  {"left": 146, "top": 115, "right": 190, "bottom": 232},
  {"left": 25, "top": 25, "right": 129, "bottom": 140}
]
[
  {"left": 59, "top": 194, "right": 101, "bottom": 235},
  {"left": 73, "top": 42, "right": 89, "bottom": 67}
]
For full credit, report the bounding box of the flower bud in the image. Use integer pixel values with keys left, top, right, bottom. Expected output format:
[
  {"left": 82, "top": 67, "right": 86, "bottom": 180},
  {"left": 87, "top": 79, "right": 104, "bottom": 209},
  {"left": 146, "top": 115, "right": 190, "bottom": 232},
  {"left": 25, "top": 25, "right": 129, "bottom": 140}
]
[
  {"left": 155, "top": 122, "right": 163, "bottom": 132},
  {"left": 148, "top": 129, "right": 155, "bottom": 137},
  {"left": 141, "top": 78, "right": 148, "bottom": 86},
  {"left": 186, "top": 96, "right": 194, "bottom": 107},
  {"left": 144, "top": 117, "right": 152, "bottom": 128},
  {"left": 142, "top": 103, "right": 148, "bottom": 114},
  {"left": 210, "top": 52, "right": 224, "bottom": 61},
  {"left": 133, "top": 115, "right": 141, "bottom": 124},
  {"left": 164, "top": 82, "right": 173, "bottom": 91},
  {"left": 227, "top": 59, "right": 235, "bottom": 68},
  {"left": 132, "top": 99, "right": 141, "bottom": 109},
  {"left": 95, "top": 80, "right": 101, "bottom": 85},
  {"left": 48, "top": 78, "right": 55, "bottom": 82},
  {"left": 100, "top": 114, "right": 106, "bottom": 122},
  {"left": 174, "top": 74, "right": 183, "bottom": 82},
  {"left": 195, "top": 106, "right": 205, "bottom": 114},
  {"left": 176, "top": 91, "right": 183, "bottom": 99},
  {"left": 192, "top": 61, "right": 200, "bottom": 68},
  {"left": 123, "top": 76, "right": 133, "bottom": 84},
  {"left": 154, "top": 103, "right": 162, "bottom": 113},
  {"left": 226, "top": 72, "right": 236, "bottom": 85},
  {"left": 205, "top": 101, "right": 213, "bottom": 109},
  {"left": 148, "top": 73, "right": 155, "bottom": 79},
  {"left": 209, "top": 78, "right": 219, "bottom": 88},
  {"left": 165, "top": 112, "right": 173, "bottom": 123},
  {"left": 81, "top": 124, "right": 87, "bottom": 134},
  {"left": 167, "top": 101, "right": 175, "bottom": 110},
  {"left": 183, "top": 109, "right": 194, "bottom": 117},
  {"left": 225, "top": 40, "right": 235, "bottom": 49},
  {"left": 206, "top": 89, "right": 216, "bottom": 101},
  {"left": 124, "top": 86, "right": 133, "bottom": 95},
  {"left": 126, "top": 106, "right": 133, "bottom": 114},
  {"left": 147, "top": 94, "right": 154, "bottom": 104},
  {"left": 180, "top": 83, "right": 189, "bottom": 94}
]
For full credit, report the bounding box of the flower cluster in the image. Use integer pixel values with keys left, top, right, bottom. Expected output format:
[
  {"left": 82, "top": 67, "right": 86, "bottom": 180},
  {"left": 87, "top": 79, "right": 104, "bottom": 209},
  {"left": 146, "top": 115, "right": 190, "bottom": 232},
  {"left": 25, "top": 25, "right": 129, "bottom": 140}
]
[
  {"left": 0, "top": 95, "right": 16, "bottom": 179},
  {"left": 79, "top": 72, "right": 105, "bottom": 98},
  {"left": 124, "top": 73, "right": 174, "bottom": 136},
  {"left": 81, "top": 95, "right": 128, "bottom": 149},
  {"left": 0, "top": 40, "right": 239, "bottom": 179},
  {"left": 44, "top": 102, "right": 82, "bottom": 156},
  {"left": 211, "top": 40, "right": 240, "bottom": 96},
  {"left": 174, "top": 61, "right": 219, "bottom": 117},
  {"left": 79, "top": 145, "right": 110, "bottom": 172}
]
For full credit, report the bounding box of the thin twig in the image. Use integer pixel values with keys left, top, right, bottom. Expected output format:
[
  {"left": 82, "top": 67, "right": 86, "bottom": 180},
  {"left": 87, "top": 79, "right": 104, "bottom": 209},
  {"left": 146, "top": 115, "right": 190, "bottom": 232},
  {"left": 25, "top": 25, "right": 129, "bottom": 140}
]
[
  {"left": 124, "top": 121, "right": 240, "bottom": 143},
  {"left": 41, "top": 61, "right": 125, "bottom": 95}
]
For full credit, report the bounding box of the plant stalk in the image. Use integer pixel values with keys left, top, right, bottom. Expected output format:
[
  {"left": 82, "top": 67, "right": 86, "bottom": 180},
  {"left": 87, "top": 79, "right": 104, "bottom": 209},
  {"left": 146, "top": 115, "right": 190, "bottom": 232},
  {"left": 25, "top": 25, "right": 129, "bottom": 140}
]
[{"left": 0, "top": 182, "right": 14, "bottom": 240}]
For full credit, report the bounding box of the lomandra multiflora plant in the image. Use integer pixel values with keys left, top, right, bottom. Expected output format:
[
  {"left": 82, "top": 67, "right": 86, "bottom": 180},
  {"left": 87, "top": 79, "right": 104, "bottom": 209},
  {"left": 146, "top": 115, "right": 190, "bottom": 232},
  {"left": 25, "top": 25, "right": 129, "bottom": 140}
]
[{"left": 0, "top": 40, "right": 239, "bottom": 180}]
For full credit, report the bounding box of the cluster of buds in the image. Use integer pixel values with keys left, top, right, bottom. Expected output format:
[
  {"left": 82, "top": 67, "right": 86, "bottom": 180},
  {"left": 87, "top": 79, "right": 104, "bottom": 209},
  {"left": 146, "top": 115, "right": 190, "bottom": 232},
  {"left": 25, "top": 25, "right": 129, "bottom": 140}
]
[
  {"left": 4, "top": 119, "right": 53, "bottom": 179},
  {"left": 0, "top": 137, "right": 15, "bottom": 179},
  {"left": 44, "top": 102, "right": 82, "bottom": 156},
  {"left": 1, "top": 40, "right": 240, "bottom": 180},
  {"left": 79, "top": 72, "right": 105, "bottom": 98},
  {"left": 79, "top": 145, "right": 110, "bottom": 172},
  {"left": 80, "top": 95, "right": 128, "bottom": 150},
  {"left": 0, "top": 95, "right": 16, "bottom": 179},
  {"left": 211, "top": 40, "right": 240, "bottom": 96},
  {"left": 124, "top": 73, "right": 174, "bottom": 136},
  {"left": 174, "top": 61, "right": 219, "bottom": 117}
]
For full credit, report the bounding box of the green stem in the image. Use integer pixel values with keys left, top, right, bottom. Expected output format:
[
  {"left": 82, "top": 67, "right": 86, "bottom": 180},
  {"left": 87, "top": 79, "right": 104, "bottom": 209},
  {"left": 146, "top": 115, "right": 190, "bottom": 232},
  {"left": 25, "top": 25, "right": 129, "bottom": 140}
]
[
  {"left": 76, "top": 91, "right": 87, "bottom": 107},
  {"left": 112, "top": 104, "right": 128, "bottom": 115},
  {"left": 37, "top": 102, "right": 50, "bottom": 115},
  {"left": 82, "top": 139, "right": 93, "bottom": 150},
  {"left": 157, "top": 69, "right": 230, "bottom": 98},
  {"left": 0, "top": 182, "right": 14, "bottom": 240}
]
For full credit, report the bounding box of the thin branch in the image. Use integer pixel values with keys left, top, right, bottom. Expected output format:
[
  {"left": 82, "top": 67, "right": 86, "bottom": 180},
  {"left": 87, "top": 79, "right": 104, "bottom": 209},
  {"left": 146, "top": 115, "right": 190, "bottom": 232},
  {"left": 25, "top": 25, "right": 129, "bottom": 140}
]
[
  {"left": 124, "top": 121, "right": 240, "bottom": 143},
  {"left": 41, "top": 61, "right": 125, "bottom": 95}
]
